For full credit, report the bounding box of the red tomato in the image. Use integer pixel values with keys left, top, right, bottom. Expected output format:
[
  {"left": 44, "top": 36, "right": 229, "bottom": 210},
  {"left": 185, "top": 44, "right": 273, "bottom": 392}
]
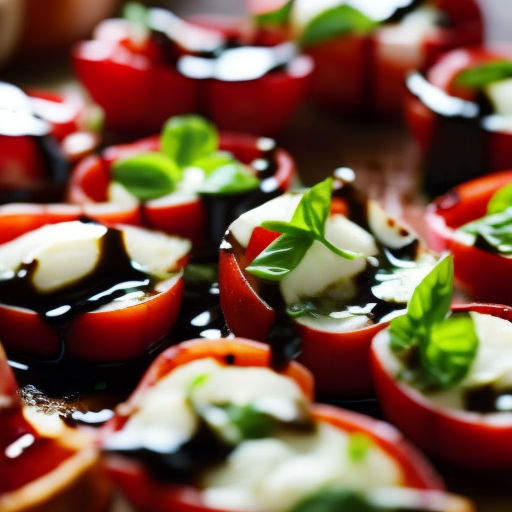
[
  {"left": 248, "top": 0, "right": 483, "bottom": 117},
  {"left": 425, "top": 169, "right": 512, "bottom": 304},
  {"left": 0, "top": 342, "right": 112, "bottom": 512},
  {"left": 405, "top": 46, "right": 512, "bottom": 182},
  {"left": 101, "top": 338, "right": 445, "bottom": 512},
  {"left": 71, "top": 15, "right": 312, "bottom": 136},
  {"left": 0, "top": 221, "right": 189, "bottom": 362},
  {"left": 67, "top": 132, "right": 295, "bottom": 246},
  {"left": 372, "top": 303, "right": 512, "bottom": 469}
]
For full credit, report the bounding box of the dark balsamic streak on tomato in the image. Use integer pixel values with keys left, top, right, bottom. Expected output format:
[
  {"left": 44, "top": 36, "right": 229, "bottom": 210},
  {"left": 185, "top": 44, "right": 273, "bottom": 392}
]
[
  {"left": 464, "top": 384, "right": 512, "bottom": 413},
  {"left": 406, "top": 71, "right": 491, "bottom": 196}
]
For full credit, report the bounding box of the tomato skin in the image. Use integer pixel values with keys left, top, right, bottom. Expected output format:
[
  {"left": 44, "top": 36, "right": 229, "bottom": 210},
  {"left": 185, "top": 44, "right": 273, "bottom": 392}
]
[
  {"left": 0, "top": 274, "right": 185, "bottom": 362},
  {"left": 405, "top": 46, "right": 512, "bottom": 178},
  {"left": 72, "top": 16, "right": 312, "bottom": 136},
  {"left": 67, "top": 132, "right": 295, "bottom": 246},
  {"left": 372, "top": 303, "right": 512, "bottom": 469},
  {"left": 425, "top": 169, "right": 512, "bottom": 304},
  {"left": 100, "top": 338, "right": 443, "bottom": 512}
]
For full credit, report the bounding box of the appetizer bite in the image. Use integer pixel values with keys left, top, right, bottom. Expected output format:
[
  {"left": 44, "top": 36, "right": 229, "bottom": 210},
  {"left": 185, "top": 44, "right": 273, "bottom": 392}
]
[
  {"left": 372, "top": 255, "right": 512, "bottom": 468},
  {"left": 100, "top": 337, "right": 471, "bottom": 512},
  {"left": 67, "top": 114, "right": 295, "bottom": 260},
  {"left": 249, "top": 0, "right": 483, "bottom": 117},
  {"left": 0, "top": 81, "right": 98, "bottom": 203},
  {"left": 0, "top": 343, "right": 112, "bottom": 512},
  {"left": 72, "top": 3, "right": 313, "bottom": 135},
  {"left": 425, "top": 168, "right": 512, "bottom": 304},
  {"left": 405, "top": 45, "right": 512, "bottom": 195},
  {"left": 218, "top": 170, "right": 439, "bottom": 396},
  {"left": 0, "top": 218, "right": 190, "bottom": 362}
]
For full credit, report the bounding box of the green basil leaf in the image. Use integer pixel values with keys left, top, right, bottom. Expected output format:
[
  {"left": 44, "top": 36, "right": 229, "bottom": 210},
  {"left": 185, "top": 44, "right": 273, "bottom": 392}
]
[
  {"left": 246, "top": 233, "right": 313, "bottom": 280},
  {"left": 460, "top": 207, "right": 512, "bottom": 254},
  {"left": 347, "top": 433, "right": 371, "bottom": 463},
  {"left": 191, "top": 151, "right": 237, "bottom": 175},
  {"left": 421, "top": 313, "right": 478, "bottom": 389},
  {"left": 290, "top": 488, "right": 377, "bottom": 512},
  {"left": 290, "top": 178, "right": 332, "bottom": 237},
  {"left": 112, "top": 151, "right": 181, "bottom": 200},
  {"left": 454, "top": 60, "right": 512, "bottom": 89},
  {"left": 300, "top": 5, "right": 378, "bottom": 47},
  {"left": 161, "top": 114, "right": 219, "bottom": 168},
  {"left": 198, "top": 163, "right": 260, "bottom": 195},
  {"left": 122, "top": 1, "right": 148, "bottom": 24},
  {"left": 487, "top": 183, "right": 512, "bottom": 214},
  {"left": 255, "top": 0, "right": 293, "bottom": 26},
  {"left": 222, "top": 403, "right": 276, "bottom": 439}
]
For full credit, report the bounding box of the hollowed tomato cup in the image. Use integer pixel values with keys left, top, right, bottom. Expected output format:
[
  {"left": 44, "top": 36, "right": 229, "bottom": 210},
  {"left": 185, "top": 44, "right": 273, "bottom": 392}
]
[
  {"left": 218, "top": 226, "right": 389, "bottom": 398},
  {"left": 372, "top": 302, "right": 512, "bottom": 469},
  {"left": 67, "top": 131, "right": 296, "bottom": 248},
  {"left": 425, "top": 168, "right": 512, "bottom": 304},
  {"left": 72, "top": 15, "right": 312, "bottom": 136},
  {"left": 405, "top": 45, "right": 512, "bottom": 194},
  {"left": 100, "top": 337, "right": 445, "bottom": 512}
]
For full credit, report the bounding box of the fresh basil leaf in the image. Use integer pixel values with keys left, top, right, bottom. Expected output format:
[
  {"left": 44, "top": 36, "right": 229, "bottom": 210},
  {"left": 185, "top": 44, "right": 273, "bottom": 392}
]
[
  {"left": 347, "top": 433, "right": 371, "bottom": 463},
  {"left": 199, "top": 163, "right": 260, "bottom": 195},
  {"left": 191, "top": 151, "right": 237, "bottom": 175},
  {"left": 487, "top": 183, "right": 512, "bottom": 214},
  {"left": 222, "top": 403, "right": 276, "bottom": 439},
  {"left": 389, "top": 255, "right": 453, "bottom": 356},
  {"left": 421, "top": 313, "right": 478, "bottom": 390},
  {"left": 255, "top": 0, "right": 293, "bottom": 26},
  {"left": 290, "top": 488, "right": 377, "bottom": 512},
  {"left": 246, "top": 233, "right": 313, "bottom": 280},
  {"left": 161, "top": 114, "right": 219, "bottom": 168},
  {"left": 112, "top": 151, "right": 181, "bottom": 200},
  {"left": 454, "top": 60, "right": 512, "bottom": 89},
  {"left": 300, "top": 5, "right": 378, "bottom": 47},
  {"left": 460, "top": 207, "right": 512, "bottom": 254},
  {"left": 290, "top": 178, "right": 332, "bottom": 237}
]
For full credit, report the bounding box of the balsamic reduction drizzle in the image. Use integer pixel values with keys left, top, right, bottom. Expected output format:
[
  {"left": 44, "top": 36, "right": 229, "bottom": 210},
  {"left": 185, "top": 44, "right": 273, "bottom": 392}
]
[
  {"left": 464, "top": 384, "right": 512, "bottom": 414},
  {"left": 406, "top": 71, "right": 492, "bottom": 196}
]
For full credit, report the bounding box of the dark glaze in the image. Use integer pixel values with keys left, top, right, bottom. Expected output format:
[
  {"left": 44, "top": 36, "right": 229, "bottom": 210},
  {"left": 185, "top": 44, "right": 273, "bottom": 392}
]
[
  {"left": 222, "top": 176, "right": 421, "bottom": 371},
  {"left": 0, "top": 405, "right": 74, "bottom": 494},
  {"left": 195, "top": 138, "right": 283, "bottom": 262},
  {"left": 464, "top": 384, "right": 512, "bottom": 413},
  {"left": 406, "top": 71, "right": 493, "bottom": 196}
]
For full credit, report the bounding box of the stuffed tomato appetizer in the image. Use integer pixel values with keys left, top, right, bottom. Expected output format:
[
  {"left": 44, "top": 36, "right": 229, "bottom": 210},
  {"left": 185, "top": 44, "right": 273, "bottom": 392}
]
[
  {"left": 249, "top": 0, "right": 483, "bottom": 117},
  {"left": 99, "top": 337, "right": 472, "bottom": 512},
  {"left": 72, "top": 3, "right": 313, "bottom": 136},
  {"left": 405, "top": 45, "right": 512, "bottom": 195},
  {"left": 0, "top": 343, "right": 112, "bottom": 512},
  {"left": 218, "top": 172, "right": 439, "bottom": 396},
  {"left": 67, "top": 114, "right": 295, "bottom": 260},
  {"left": 0, "top": 217, "right": 191, "bottom": 362},
  {"left": 425, "top": 168, "right": 512, "bottom": 304},
  {"left": 0, "top": 81, "right": 98, "bottom": 204},
  {"left": 372, "top": 255, "right": 512, "bottom": 468}
]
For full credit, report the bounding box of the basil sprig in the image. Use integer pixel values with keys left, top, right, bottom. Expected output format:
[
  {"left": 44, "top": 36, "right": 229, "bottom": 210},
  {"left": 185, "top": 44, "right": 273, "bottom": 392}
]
[
  {"left": 459, "top": 183, "right": 512, "bottom": 254},
  {"left": 454, "top": 60, "right": 512, "bottom": 89},
  {"left": 289, "top": 488, "right": 378, "bottom": 512},
  {"left": 246, "top": 178, "right": 365, "bottom": 281},
  {"left": 299, "top": 5, "right": 377, "bottom": 47},
  {"left": 255, "top": 0, "right": 293, "bottom": 26},
  {"left": 112, "top": 115, "right": 259, "bottom": 200},
  {"left": 389, "top": 255, "right": 478, "bottom": 390}
]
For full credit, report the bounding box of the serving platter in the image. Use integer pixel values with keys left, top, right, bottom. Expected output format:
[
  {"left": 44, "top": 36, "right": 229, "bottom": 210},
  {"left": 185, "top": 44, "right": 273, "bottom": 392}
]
[{"left": 3, "top": 1, "right": 512, "bottom": 511}]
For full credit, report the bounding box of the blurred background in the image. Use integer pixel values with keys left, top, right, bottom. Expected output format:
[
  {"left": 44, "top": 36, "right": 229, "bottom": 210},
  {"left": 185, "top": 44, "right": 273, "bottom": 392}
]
[{"left": 0, "top": 0, "right": 511, "bottom": 72}]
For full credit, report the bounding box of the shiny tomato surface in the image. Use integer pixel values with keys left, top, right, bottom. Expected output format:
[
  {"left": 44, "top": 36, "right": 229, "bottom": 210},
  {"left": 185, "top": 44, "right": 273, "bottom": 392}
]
[{"left": 425, "top": 169, "right": 512, "bottom": 304}]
